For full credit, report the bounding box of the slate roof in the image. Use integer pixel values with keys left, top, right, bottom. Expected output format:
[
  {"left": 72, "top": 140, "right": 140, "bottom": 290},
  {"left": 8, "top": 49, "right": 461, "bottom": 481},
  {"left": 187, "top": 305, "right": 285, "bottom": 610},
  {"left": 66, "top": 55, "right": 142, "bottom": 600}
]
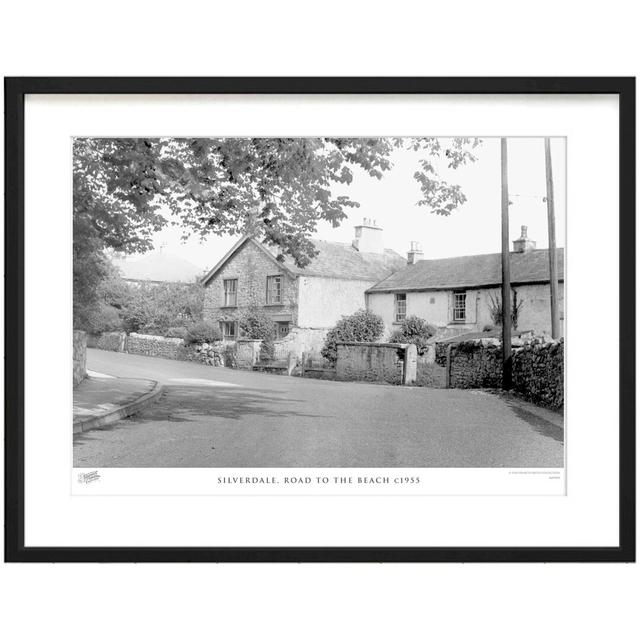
[
  {"left": 367, "top": 248, "right": 564, "bottom": 292},
  {"left": 278, "top": 240, "right": 406, "bottom": 281},
  {"left": 202, "top": 236, "right": 406, "bottom": 285}
]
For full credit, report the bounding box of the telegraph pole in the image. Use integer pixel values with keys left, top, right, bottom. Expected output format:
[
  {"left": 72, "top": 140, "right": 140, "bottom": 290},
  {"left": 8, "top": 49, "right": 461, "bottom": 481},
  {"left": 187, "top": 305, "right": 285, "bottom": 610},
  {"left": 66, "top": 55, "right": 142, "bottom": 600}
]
[
  {"left": 501, "top": 138, "right": 512, "bottom": 390},
  {"left": 544, "top": 138, "right": 560, "bottom": 339}
]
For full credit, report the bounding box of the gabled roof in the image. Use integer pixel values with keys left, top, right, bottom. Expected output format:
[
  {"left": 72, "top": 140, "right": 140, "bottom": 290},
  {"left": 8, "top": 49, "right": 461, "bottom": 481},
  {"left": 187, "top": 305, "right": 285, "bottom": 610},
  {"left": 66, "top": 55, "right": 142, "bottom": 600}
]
[
  {"left": 278, "top": 240, "right": 405, "bottom": 281},
  {"left": 366, "top": 248, "right": 565, "bottom": 293},
  {"left": 202, "top": 236, "right": 405, "bottom": 285},
  {"left": 201, "top": 235, "right": 296, "bottom": 285}
]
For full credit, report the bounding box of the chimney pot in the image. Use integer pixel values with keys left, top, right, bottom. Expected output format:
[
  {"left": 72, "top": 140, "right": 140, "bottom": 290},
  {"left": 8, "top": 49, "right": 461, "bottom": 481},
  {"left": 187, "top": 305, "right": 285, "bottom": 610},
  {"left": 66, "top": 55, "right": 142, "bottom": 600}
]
[
  {"left": 407, "top": 241, "right": 424, "bottom": 265},
  {"left": 513, "top": 224, "right": 536, "bottom": 253}
]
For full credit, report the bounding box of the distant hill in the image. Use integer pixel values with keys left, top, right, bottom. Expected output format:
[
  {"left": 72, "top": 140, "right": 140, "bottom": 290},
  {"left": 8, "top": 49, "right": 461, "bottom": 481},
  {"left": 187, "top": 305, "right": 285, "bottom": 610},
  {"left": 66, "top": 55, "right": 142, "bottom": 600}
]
[{"left": 113, "top": 252, "right": 204, "bottom": 283}]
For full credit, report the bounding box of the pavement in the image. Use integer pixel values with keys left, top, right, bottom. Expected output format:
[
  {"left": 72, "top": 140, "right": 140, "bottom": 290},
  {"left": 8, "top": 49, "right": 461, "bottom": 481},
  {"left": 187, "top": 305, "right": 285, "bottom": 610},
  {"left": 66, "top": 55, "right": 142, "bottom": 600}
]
[
  {"left": 74, "top": 348, "right": 564, "bottom": 468},
  {"left": 73, "top": 374, "right": 162, "bottom": 433}
]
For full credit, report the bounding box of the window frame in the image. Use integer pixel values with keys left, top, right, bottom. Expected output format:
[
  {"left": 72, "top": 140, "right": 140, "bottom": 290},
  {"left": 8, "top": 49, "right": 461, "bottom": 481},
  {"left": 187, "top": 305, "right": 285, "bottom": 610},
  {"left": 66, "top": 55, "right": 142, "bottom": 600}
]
[
  {"left": 452, "top": 290, "right": 467, "bottom": 323},
  {"left": 223, "top": 278, "right": 238, "bottom": 307},
  {"left": 394, "top": 292, "right": 407, "bottom": 323},
  {"left": 220, "top": 320, "right": 237, "bottom": 340},
  {"left": 266, "top": 274, "right": 284, "bottom": 305}
]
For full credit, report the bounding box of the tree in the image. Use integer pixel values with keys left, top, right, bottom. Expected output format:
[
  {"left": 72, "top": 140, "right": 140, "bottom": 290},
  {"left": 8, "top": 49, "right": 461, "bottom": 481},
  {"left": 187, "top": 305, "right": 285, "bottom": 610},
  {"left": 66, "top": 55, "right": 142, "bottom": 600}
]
[
  {"left": 74, "top": 137, "right": 480, "bottom": 263},
  {"left": 73, "top": 137, "right": 480, "bottom": 323},
  {"left": 321, "top": 309, "right": 385, "bottom": 364}
]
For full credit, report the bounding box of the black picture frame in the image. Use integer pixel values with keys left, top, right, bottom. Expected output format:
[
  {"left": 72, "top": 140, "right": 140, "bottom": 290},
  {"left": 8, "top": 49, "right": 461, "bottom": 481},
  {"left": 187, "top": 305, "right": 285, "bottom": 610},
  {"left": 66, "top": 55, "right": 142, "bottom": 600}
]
[{"left": 4, "top": 77, "right": 635, "bottom": 563}]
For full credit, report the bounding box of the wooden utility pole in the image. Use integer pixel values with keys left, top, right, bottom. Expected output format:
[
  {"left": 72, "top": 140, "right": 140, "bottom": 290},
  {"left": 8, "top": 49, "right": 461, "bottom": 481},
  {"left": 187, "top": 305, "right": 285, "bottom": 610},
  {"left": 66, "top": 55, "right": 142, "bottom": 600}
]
[
  {"left": 501, "top": 138, "right": 512, "bottom": 390},
  {"left": 544, "top": 138, "right": 560, "bottom": 339}
]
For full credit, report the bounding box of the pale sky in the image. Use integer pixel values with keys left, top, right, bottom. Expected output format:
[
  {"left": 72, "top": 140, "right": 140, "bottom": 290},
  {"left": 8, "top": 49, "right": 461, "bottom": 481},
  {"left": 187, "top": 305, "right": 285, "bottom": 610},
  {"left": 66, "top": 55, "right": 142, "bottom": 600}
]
[{"left": 123, "top": 137, "right": 566, "bottom": 271}]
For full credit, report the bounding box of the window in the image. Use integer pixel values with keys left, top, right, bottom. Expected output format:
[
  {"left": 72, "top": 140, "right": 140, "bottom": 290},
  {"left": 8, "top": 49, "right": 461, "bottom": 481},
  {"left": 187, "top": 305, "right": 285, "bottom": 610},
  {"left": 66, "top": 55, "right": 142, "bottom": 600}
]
[
  {"left": 276, "top": 321, "right": 290, "bottom": 338},
  {"left": 394, "top": 293, "right": 406, "bottom": 322},
  {"left": 266, "top": 275, "right": 283, "bottom": 304},
  {"left": 453, "top": 291, "right": 466, "bottom": 322},
  {"left": 223, "top": 279, "right": 237, "bottom": 307},
  {"left": 220, "top": 321, "right": 237, "bottom": 340}
]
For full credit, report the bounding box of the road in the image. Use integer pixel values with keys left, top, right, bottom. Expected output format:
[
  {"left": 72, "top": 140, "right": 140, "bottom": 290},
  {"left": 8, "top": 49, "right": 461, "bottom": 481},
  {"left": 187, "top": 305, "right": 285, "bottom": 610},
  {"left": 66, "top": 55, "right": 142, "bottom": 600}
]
[{"left": 74, "top": 349, "right": 564, "bottom": 468}]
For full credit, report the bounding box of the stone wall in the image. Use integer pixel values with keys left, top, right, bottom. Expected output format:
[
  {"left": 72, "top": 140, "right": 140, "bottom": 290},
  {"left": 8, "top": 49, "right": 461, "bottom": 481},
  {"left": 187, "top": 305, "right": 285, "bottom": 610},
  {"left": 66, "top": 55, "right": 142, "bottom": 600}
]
[
  {"left": 89, "top": 331, "right": 127, "bottom": 352},
  {"left": 335, "top": 342, "right": 417, "bottom": 385},
  {"left": 126, "top": 333, "right": 185, "bottom": 359},
  {"left": 445, "top": 337, "right": 564, "bottom": 409},
  {"left": 512, "top": 340, "right": 564, "bottom": 409},
  {"left": 73, "top": 330, "right": 87, "bottom": 387},
  {"left": 448, "top": 341, "right": 503, "bottom": 388}
]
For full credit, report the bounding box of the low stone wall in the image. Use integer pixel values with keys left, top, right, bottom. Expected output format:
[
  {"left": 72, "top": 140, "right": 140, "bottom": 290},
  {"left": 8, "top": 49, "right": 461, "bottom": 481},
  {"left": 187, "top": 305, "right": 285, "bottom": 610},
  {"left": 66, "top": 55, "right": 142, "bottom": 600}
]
[
  {"left": 73, "top": 330, "right": 87, "bottom": 387},
  {"left": 513, "top": 340, "right": 564, "bottom": 409},
  {"left": 273, "top": 327, "right": 329, "bottom": 359},
  {"left": 89, "top": 331, "right": 127, "bottom": 352},
  {"left": 335, "top": 342, "right": 417, "bottom": 385},
  {"left": 446, "top": 338, "right": 564, "bottom": 409},
  {"left": 126, "top": 333, "right": 185, "bottom": 359},
  {"left": 448, "top": 341, "right": 503, "bottom": 389}
]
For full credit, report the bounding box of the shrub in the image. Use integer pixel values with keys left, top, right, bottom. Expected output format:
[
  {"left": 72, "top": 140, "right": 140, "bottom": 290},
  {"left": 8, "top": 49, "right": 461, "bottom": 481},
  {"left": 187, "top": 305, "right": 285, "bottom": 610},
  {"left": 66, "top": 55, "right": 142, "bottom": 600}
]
[
  {"left": 164, "top": 326, "right": 187, "bottom": 339},
  {"left": 184, "top": 320, "right": 222, "bottom": 345},
  {"left": 487, "top": 291, "right": 524, "bottom": 329},
  {"left": 321, "top": 309, "right": 384, "bottom": 364},
  {"left": 388, "top": 315, "right": 436, "bottom": 355},
  {"left": 482, "top": 324, "right": 496, "bottom": 332},
  {"left": 80, "top": 301, "right": 123, "bottom": 334},
  {"left": 238, "top": 307, "right": 276, "bottom": 360}
]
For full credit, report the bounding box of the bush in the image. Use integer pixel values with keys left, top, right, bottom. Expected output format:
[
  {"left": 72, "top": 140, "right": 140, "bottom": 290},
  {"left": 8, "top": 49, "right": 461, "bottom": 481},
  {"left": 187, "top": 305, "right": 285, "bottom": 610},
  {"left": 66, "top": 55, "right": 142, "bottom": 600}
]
[
  {"left": 238, "top": 307, "right": 276, "bottom": 360},
  {"left": 388, "top": 315, "right": 436, "bottom": 355},
  {"left": 80, "top": 301, "right": 123, "bottom": 334},
  {"left": 184, "top": 320, "right": 222, "bottom": 345},
  {"left": 164, "top": 326, "right": 187, "bottom": 339},
  {"left": 321, "top": 309, "right": 384, "bottom": 364}
]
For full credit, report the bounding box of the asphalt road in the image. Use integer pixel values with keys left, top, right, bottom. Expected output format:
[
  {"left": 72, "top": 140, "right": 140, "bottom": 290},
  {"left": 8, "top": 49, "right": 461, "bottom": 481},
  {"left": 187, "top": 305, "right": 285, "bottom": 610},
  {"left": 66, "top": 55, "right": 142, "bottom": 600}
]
[{"left": 74, "top": 349, "right": 564, "bottom": 468}]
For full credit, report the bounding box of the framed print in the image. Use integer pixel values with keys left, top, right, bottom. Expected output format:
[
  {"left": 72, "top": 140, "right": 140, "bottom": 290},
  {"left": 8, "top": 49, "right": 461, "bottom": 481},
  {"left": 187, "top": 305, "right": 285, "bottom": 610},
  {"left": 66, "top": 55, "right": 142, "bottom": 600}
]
[{"left": 4, "top": 77, "right": 635, "bottom": 562}]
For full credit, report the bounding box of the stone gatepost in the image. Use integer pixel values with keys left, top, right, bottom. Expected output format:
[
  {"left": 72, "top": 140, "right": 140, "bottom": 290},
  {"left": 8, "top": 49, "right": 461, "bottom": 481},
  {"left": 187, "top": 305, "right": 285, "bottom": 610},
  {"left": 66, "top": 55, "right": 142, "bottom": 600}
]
[
  {"left": 402, "top": 343, "right": 418, "bottom": 385},
  {"left": 235, "top": 339, "right": 262, "bottom": 369}
]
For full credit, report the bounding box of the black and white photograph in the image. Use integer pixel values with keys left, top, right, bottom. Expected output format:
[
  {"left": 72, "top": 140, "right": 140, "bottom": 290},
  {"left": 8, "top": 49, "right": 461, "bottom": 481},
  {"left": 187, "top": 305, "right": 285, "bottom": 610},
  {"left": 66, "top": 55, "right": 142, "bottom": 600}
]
[{"left": 72, "top": 135, "right": 565, "bottom": 472}]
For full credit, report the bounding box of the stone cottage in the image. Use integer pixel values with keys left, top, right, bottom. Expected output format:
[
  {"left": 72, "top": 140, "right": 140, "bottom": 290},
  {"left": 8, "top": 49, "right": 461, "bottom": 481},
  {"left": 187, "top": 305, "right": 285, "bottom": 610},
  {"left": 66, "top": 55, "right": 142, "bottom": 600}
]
[
  {"left": 201, "top": 218, "right": 405, "bottom": 355},
  {"left": 365, "top": 226, "right": 565, "bottom": 338}
]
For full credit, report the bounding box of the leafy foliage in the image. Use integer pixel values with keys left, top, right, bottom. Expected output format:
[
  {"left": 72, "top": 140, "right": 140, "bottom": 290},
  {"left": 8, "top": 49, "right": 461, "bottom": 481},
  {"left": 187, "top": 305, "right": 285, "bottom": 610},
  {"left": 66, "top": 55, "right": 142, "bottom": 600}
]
[
  {"left": 487, "top": 291, "right": 524, "bottom": 330},
  {"left": 183, "top": 320, "right": 222, "bottom": 345},
  {"left": 73, "top": 260, "right": 205, "bottom": 337},
  {"left": 321, "top": 309, "right": 385, "bottom": 364},
  {"left": 119, "top": 281, "right": 204, "bottom": 335},
  {"left": 238, "top": 307, "right": 276, "bottom": 360},
  {"left": 388, "top": 315, "right": 437, "bottom": 355},
  {"left": 74, "top": 137, "right": 480, "bottom": 265},
  {"left": 73, "top": 137, "right": 480, "bottom": 322}
]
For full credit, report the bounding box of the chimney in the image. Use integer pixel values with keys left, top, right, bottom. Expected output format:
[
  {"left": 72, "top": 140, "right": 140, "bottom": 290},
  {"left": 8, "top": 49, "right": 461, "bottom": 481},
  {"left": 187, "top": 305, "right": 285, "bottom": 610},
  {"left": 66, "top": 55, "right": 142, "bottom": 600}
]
[
  {"left": 512, "top": 225, "right": 536, "bottom": 253},
  {"left": 352, "top": 217, "right": 384, "bottom": 254},
  {"left": 407, "top": 241, "right": 424, "bottom": 264}
]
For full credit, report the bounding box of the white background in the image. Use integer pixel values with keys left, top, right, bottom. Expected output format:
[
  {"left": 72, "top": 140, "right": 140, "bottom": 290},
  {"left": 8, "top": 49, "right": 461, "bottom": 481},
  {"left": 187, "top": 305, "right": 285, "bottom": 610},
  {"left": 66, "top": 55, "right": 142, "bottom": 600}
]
[
  {"left": 26, "top": 94, "right": 605, "bottom": 548},
  {"left": 1, "top": 1, "right": 638, "bottom": 639}
]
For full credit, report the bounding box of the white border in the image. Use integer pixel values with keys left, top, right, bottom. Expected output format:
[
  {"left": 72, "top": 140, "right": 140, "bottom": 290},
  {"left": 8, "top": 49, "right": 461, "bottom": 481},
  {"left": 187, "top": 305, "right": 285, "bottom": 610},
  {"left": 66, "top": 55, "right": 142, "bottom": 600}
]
[{"left": 24, "top": 93, "right": 619, "bottom": 547}]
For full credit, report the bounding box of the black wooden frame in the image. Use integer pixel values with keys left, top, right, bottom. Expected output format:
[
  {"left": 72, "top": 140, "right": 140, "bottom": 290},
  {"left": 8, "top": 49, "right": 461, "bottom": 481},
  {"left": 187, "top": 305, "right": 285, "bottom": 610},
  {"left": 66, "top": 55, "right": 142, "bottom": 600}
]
[{"left": 4, "top": 77, "right": 635, "bottom": 562}]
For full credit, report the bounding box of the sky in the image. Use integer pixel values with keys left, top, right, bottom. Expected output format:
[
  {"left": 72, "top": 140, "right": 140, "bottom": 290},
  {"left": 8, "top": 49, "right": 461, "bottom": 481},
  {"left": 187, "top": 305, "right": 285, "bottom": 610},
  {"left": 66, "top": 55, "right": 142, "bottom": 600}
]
[{"left": 121, "top": 137, "right": 566, "bottom": 271}]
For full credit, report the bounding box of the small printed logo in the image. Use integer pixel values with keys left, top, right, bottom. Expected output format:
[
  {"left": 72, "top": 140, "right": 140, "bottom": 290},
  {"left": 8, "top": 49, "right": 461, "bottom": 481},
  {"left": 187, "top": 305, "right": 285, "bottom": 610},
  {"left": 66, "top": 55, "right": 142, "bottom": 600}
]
[{"left": 78, "top": 470, "right": 101, "bottom": 484}]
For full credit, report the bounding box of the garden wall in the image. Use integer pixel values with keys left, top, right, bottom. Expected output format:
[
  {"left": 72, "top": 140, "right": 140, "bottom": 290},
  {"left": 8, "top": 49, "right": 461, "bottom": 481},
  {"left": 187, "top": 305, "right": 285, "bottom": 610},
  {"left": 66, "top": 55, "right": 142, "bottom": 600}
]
[
  {"left": 89, "top": 331, "right": 127, "bottom": 352},
  {"left": 335, "top": 342, "right": 417, "bottom": 385},
  {"left": 126, "top": 333, "right": 185, "bottom": 359},
  {"left": 512, "top": 340, "right": 564, "bottom": 409},
  {"left": 445, "top": 338, "right": 564, "bottom": 409},
  {"left": 73, "top": 330, "right": 87, "bottom": 387}
]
